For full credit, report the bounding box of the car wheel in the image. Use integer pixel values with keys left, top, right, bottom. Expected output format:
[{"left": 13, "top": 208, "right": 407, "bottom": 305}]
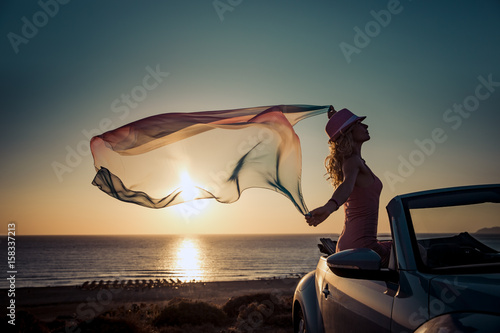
[{"left": 294, "top": 305, "right": 307, "bottom": 333}]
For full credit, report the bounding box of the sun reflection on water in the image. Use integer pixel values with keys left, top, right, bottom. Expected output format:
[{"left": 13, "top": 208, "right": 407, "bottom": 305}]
[{"left": 175, "top": 238, "right": 205, "bottom": 282}]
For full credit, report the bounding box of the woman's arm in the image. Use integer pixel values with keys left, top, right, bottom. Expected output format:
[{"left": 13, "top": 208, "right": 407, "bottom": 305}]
[{"left": 306, "top": 155, "right": 361, "bottom": 227}]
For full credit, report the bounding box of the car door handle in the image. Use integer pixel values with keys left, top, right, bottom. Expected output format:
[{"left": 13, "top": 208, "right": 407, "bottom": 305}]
[{"left": 322, "top": 285, "right": 330, "bottom": 298}]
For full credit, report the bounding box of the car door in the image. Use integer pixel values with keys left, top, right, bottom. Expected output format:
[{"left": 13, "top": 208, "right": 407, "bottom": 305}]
[{"left": 320, "top": 268, "right": 397, "bottom": 332}]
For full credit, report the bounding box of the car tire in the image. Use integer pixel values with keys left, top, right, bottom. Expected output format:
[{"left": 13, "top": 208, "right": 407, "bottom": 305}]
[{"left": 294, "top": 305, "right": 307, "bottom": 333}]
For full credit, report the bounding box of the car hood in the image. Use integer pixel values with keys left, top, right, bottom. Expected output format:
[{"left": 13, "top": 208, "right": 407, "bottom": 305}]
[{"left": 429, "top": 273, "right": 500, "bottom": 316}]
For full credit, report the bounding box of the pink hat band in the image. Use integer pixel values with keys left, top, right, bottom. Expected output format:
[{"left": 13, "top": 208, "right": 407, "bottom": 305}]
[{"left": 325, "top": 108, "right": 366, "bottom": 141}]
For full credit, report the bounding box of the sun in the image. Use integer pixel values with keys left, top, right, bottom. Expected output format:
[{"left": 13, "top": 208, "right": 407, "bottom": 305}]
[
  {"left": 174, "top": 170, "right": 211, "bottom": 217},
  {"left": 179, "top": 171, "right": 200, "bottom": 202}
]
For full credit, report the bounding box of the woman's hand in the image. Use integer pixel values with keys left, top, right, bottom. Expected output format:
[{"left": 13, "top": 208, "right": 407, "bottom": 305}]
[
  {"left": 306, "top": 200, "right": 339, "bottom": 227},
  {"left": 306, "top": 205, "right": 332, "bottom": 227}
]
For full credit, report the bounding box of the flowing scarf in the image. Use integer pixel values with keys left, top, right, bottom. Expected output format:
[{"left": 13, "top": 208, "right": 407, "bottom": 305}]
[{"left": 90, "top": 104, "right": 330, "bottom": 215}]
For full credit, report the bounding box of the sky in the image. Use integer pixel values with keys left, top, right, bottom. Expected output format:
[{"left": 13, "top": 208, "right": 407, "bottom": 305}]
[{"left": 1, "top": 0, "right": 499, "bottom": 235}]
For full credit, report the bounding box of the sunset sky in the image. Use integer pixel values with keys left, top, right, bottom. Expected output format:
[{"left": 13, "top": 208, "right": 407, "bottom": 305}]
[{"left": 1, "top": 1, "right": 499, "bottom": 235}]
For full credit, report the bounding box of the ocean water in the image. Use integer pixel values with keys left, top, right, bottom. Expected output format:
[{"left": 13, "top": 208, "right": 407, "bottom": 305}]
[
  {"left": 2, "top": 233, "right": 498, "bottom": 289},
  {"left": 0, "top": 234, "right": 337, "bottom": 288}
]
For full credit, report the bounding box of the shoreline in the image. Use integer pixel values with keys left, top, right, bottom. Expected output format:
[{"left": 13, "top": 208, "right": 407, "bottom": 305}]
[{"left": 2, "top": 277, "right": 301, "bottom": 322}]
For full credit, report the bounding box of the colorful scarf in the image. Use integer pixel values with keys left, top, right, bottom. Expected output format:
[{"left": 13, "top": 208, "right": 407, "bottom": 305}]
[{"left": 91, "top": 104, "right": 330, "bottom": 215}]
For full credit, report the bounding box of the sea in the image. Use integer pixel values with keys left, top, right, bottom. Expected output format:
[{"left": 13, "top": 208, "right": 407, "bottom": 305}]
[
  {"left": 0, "top": 234, "right": 338, "bottom": 289},
  {"left": 2, "top": 233, "right": 499, "bottom": 289}
]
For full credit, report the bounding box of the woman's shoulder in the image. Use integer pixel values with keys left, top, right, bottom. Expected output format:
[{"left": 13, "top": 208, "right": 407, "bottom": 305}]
[
  {"left": 343, "top": 154, "right": 363, "bottom": 166},
  {"left": 342, "top": 154, "right": 363, "bottom": 171}
]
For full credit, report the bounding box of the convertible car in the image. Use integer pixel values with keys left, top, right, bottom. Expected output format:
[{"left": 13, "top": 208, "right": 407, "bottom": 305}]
[{"left": 293, "top": 184, "right": 500, "bottom": 332}]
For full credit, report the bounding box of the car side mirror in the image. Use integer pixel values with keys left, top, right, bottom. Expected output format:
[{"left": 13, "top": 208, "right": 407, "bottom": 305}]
[{"left": 327, "top": 248, "right": 397, "bottom": 281}]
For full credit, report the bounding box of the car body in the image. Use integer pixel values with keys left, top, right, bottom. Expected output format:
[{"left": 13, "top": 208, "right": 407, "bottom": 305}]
[{"left": 293, "top": 184, "right": 500, "bottom": 332}]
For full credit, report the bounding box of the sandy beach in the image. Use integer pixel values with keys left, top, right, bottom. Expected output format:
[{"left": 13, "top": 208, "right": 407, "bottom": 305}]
[{"left": 3, "top": 278, "right": 300, "bottom": 332}]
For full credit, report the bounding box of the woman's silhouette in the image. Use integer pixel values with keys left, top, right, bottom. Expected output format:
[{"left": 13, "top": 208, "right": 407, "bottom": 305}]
[{"left": 306, "top": 107, "right": 392, "bottom": 266}]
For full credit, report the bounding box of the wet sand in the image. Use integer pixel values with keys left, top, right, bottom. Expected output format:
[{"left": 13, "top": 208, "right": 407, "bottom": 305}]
[{"left": 4, "top": 278, "right": 300, "bottom": 322}]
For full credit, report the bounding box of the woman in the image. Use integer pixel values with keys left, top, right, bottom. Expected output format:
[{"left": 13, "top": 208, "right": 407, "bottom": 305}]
[{"left": 305, "top": 107, "right": 392, "bottom": 267}]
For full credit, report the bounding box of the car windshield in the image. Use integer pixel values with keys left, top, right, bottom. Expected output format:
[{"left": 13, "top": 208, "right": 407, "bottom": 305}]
[{"left": 408, "top": 200, "right": 500, "bottom": 270}]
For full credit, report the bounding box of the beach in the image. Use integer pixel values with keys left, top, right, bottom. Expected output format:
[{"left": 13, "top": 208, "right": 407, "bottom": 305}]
[
  {"left": 3, "top": 278, "right": 300, "bottom": 332},
  {"left": 1, "top": 235, "right": 320, "bottom": 331}
]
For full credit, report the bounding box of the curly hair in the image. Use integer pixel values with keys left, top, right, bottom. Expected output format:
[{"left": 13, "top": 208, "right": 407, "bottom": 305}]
[{"left": 325, "top": 131, "right": 354, "bottom": 188}]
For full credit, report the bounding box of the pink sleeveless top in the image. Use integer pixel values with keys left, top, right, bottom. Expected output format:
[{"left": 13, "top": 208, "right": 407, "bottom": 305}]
[{"left": 336, "top": 168, "right": 391, "bottom": 264}]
